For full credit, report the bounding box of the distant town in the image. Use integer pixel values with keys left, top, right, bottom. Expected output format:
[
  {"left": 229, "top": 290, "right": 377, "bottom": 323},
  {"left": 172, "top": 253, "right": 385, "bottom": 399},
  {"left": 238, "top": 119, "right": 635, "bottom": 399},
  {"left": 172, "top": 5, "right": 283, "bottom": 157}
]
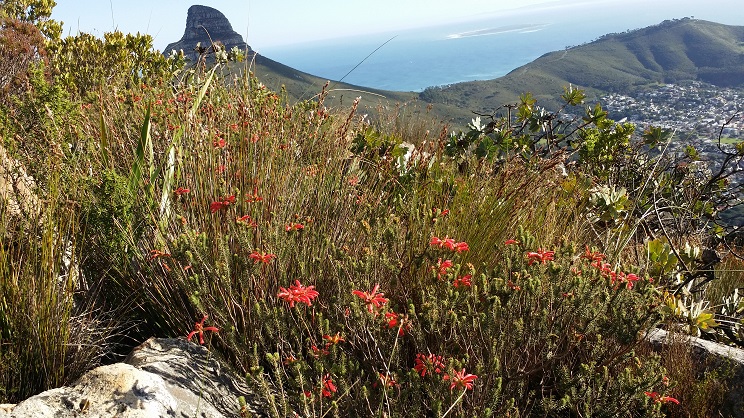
[{"left": 601, "top": 81, "right": 744, "bottom": 144}]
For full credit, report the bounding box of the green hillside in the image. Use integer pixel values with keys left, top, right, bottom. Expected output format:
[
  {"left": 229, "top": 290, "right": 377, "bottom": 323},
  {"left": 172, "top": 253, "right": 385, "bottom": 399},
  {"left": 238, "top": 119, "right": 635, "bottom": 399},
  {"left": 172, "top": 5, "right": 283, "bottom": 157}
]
[{"left": 420, "top": 18, "right": 744, "bottom": 122}]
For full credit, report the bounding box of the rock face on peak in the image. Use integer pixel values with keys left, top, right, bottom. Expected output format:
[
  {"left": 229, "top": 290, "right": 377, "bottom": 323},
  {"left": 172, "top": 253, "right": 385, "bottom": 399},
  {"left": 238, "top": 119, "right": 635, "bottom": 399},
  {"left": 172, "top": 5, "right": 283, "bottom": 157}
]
[{"left": 164, "top": 5, "right": 250, "bottom": 62}]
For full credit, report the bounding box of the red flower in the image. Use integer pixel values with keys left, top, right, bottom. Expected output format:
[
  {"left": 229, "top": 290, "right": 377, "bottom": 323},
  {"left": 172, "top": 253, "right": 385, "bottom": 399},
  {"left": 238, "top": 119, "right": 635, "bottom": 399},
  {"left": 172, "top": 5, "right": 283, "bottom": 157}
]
[
  {"left": 385, "top": 312, "right": 400, "bottom": 328},
  {"left": 173, "top": 187, "right": 190, "bottom": 196},
  {"left": 384, "top": 312, "right": 411, "bottom": 335},
  {"left": 581, "top": 245, "right": 606, "bottom": 263},
  {"left": 374, "top": 372, "right": 398, "bottom": 389},
  {"left": 526, "top": 248, "right": 555, "bottom": 265},
  {"left": 430, "top": 236, "right": 469, "bottom": 253},
  {"left": 210, "top": 195, "right": 236, "bottom": 213},
  {"left": 213, "top": 137, "right": 226, "bottom": 148},
  {"left": 186, "top": 315, "right": 219, "bottom": 345},
  {"left": 644, "top": 391, "right": 680, "bottom": 405},
  {"left": 285, "top": 222, "right": 304, "bottom": 232},
  {"left": 413, "top": 353, "right": 445, "bottom": 377},
  {"left": 245, "top": 187, "right": 263, "bottom": 203},
  {"left": 504, "top": 239, "right": 519, "bottom": 246},
  {"left": 321, "top": 374, "right": 337, "bottom": 398},
  {"left": 249, "top": 250, "right": 276, "bottom": 264},
  {"left": 453, "top": 274, "right": 472, "bottom": 288},
  {"left": 148, "top": 249, "right": 171, "bottom": 261},
  {"left": 311, "top": 344, "right": 330, "bottom": 358},
  {"left": 210, "top": 201, "right": 225, "bottom": 213},
  {"left": 625, "top": 273, "right": 640, "bottom": 289},
  {"left": 432, "top": 258, "right": 454, "bottom": 279},
  {"left": 444, "top": 368, "right": 478, "bottom": 391},
  {"left": 236, "top": 215, "right": 258, "bottom": 228},
  {"left": 352, "top": 284, "right": 389, "bottom": 314},
  {"left": 431, "top": 207, "right": 449, "bottom": 218},
  {"left": 277, "top": 280, "right": 319, "bottom": 307},
  {"left": 453, "top": 241, "right": 469, "bottom": 253},
  {"left": 322, "top": 332, "right": 345, "bottom": 345},
  {"left": 596, "top": 261, "right": 614, "bottom": 276}
]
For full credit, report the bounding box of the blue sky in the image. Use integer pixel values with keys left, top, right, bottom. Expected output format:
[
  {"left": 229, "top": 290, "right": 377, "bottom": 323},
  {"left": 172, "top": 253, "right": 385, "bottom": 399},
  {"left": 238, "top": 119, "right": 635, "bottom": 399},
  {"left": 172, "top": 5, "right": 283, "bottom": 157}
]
[{"left": 52, "top": 0, "right": 744, "bottom": 52}]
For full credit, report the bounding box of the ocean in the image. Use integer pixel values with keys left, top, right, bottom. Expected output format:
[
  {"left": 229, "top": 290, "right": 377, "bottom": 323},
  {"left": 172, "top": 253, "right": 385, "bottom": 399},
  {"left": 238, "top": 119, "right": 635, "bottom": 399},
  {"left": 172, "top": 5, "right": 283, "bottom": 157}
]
[{"left": 257, "top": 1, "right": 744, "bottom": 92}]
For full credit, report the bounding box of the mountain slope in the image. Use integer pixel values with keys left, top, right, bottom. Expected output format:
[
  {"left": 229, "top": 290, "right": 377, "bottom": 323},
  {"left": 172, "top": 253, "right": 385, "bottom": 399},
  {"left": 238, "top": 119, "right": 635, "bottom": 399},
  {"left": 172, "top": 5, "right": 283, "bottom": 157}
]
[
  {"left": 420, "top": 18, "right": 744, "bottom": 120},
  {"left": 164, "top": 5, "right": 417, "bottom": 112}
]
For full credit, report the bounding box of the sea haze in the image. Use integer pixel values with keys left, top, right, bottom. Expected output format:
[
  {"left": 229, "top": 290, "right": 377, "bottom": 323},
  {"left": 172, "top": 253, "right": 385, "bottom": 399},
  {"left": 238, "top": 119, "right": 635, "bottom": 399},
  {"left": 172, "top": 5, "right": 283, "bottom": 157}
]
[{"left": 257, "top": 1, "right": 744, "bottom": 92}]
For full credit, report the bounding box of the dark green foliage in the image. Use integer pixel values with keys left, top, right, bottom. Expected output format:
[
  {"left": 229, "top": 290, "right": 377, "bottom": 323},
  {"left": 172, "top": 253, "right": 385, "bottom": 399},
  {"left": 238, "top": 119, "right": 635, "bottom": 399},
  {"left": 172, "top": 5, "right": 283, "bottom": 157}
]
[{"left": 79, "top": 170, "right": 139, "bottom": 286}]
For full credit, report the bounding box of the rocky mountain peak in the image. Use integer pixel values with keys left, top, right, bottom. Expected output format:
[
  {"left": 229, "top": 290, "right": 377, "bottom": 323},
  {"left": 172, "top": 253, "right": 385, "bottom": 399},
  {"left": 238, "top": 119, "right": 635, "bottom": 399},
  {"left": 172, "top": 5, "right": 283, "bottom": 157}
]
[{"left": 164, "top": 5, "right": 250, "bottom": 62}]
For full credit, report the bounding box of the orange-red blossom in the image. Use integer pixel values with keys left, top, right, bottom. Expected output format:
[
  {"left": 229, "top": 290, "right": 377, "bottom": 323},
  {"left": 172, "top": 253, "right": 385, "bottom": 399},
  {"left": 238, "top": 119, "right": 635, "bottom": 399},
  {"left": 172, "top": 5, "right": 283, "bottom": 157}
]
[
  {"left": 277, "top": 280, "right": 319, "bottom": 307},
  {"left": 352, "top": 284, "right": 389, "bottom": 314},
  {"left": 644, "top": 391, "right": 680, "bottom": 405},
  {"left": 186, "top": 315, "right": 219, "bottom": 345},
  {"left": 444, "top": 368, "right": 478, "bottom": 391}
]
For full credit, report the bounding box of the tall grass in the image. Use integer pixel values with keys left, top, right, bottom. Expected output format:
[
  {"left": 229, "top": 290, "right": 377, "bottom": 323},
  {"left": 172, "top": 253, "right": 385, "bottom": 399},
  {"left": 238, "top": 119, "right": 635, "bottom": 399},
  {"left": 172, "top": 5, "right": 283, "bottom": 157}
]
[
  {"left": 0, "top": 172, "right": 111, "bottom": 402},
  {"left": 49, "top": 66, "right": 674, "bottom": 416}
]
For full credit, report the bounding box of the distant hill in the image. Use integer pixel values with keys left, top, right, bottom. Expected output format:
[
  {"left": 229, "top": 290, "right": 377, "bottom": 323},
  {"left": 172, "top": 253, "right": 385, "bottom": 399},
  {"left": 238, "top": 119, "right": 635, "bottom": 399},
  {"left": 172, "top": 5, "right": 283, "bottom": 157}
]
[
  {"left": 165, "top": 5, "right": 416, "bottom": 111},
  {"left": 420, "top": 18, "right": 744, "bottom": 121},
  {"left": 166, "top": 12, "right": 744, "bottom": 128}
]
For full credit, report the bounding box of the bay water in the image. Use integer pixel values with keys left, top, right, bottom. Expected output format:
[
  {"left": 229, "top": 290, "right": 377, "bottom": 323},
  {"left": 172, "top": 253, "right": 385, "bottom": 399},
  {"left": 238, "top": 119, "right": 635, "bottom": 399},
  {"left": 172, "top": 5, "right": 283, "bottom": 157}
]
[{"left": 257, "top": 1, "right": 744, "bottom": 92}]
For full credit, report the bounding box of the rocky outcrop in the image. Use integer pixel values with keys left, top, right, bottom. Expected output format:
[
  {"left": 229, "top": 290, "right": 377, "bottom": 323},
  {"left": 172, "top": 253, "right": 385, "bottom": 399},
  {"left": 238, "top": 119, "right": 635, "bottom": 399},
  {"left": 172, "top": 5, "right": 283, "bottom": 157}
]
[
  {"left": 0, "top": 338, "right": 267, "bottom": 418},
  {"left": 164, "top": 5, "right": 251, "bottom": 62},
  {"left": 647, "top": 328, "right": 744, "bottom": 417}
]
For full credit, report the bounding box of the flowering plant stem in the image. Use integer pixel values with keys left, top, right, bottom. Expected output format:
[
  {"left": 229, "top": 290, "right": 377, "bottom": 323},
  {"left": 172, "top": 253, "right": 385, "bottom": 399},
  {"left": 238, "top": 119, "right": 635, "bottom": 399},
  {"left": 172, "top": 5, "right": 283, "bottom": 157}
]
[
  {"left": 376, "top": 324, "right": 402, "bottom": 417},
  {"left": 440, "top": 388, "right": 468, "bottom": 418}
]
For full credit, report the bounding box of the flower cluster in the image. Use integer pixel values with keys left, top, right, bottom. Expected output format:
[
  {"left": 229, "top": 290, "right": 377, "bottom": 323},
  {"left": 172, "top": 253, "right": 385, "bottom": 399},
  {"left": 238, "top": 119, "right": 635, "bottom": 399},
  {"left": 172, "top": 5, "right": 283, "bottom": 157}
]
[
  {"left": 245, "top": 187, "right": 263, "bottom": 203},
  {"left": 322, "top": 332, "right": 345, "bottom": 345},
  {"left": 321, "top": 374, "right": 337, "bottom": 398},
  {"left": 582, "top": 246, "right": 644, "bottom": 289},
  {"left": 526, "top": 248, "right": 555, "bottom": 265},
  {"left": 644, "top": 391, "right": 680, "bottom": 405},
  {"left": 413, "top": 353, "right": 446, "bottom": 377},
  {"left": 384, "top": 312, "right": 411, "bottom": 335},
  {"left": 352, "top": 284, "right": 389, "bottom": 314},
  {"left": 374, "top": 372, "right": 398, "bottom": 389},
  {"left": 277, "top": 280, "right": 319, "bottom": 307},
  {"left": 444, "top": 368, "right": 478, "bottom": 391},
  {"left": 173, "top": 186, "right": 190, "bottom": 196},
  {"left": 249, "top": 250, "right": 276, "bottom": 264},
  {"left": 430, "top": 236, "right": 469, "bottom": 253},
  {"left": 285, "top": 222, "right": 304, "bottom": 232},
  {"left": 453, "top": 274, "right": 472, "bottom": 288},
  {"left": 236, "top": 215, "right": 258, "bottom": 227},
  {"left": 432, "top": 258, "right": 453, "bottom": 279},
  {"left": 210, "top": 195, "right": 236, "bottom": 213}
]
